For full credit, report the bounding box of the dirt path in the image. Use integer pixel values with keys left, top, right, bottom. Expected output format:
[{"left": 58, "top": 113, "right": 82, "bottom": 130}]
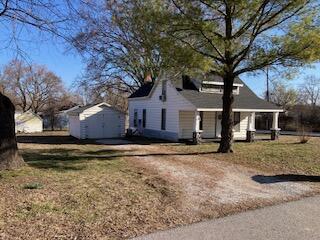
[{"left": 108, "top": 143, "right": 315, "bottom": 219}]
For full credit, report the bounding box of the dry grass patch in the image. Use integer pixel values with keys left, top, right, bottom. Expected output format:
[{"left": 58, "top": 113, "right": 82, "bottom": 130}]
[{"left": 0, "top": 141, "right": 186, "bottom": 240}]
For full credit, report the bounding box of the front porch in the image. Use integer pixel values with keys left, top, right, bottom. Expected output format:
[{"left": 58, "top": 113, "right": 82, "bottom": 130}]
[{"left": 178, "top": 110, "right": 281, "bottom": 144}]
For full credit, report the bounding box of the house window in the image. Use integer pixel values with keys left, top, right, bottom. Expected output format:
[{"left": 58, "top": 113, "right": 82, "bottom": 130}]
[
  {"left": 161, "top": 109, "right": 166, "bottom": 130},
  {"left": 201, "top": 84, "right": 223, "bottom": 93},
  {"left": 199, "top": 111, "right": 203, "bottom": 130},
  {"left": 142, "top": 109, "right": 146, "bottom": 128},
  {"left": 201, "top": 83, "right": 240, "bottom": 95},
  {"left": 234, "top": 112, "right": 240, "bottom": 132},
  {"left": 134, "top": 109, "right": 138, "bottom": 127},
  {"left": 233, "top": 86, "right": 239, "bottom": 94}
]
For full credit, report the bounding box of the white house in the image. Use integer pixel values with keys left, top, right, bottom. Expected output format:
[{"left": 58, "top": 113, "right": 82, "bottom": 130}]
[
  {"left": 15, "top": 111, "right": 43, "bottom": 133},
  {"left": 67, "top": 102, "right": 127, "bottom": 139},
  {"left": 128, "top": 73, "right": 283, "bottom": 142}
]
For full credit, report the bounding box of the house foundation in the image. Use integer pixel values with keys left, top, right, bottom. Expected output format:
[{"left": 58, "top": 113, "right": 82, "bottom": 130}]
[
  {"left": 192, "top": 131, "right": 201, "bottom": 145},
  {"left": 246, "top": 130, "right": 255, "bottom": 142},
  {"left": 271, "top": 129, "right": 280, "bottom": 140}
]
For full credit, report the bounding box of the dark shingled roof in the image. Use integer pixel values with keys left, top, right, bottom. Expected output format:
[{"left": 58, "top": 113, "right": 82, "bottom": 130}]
[
  {"left": 129, "top": 83, "right": 153, "bottom": 98},
  {"left": 129, "top": 74, "right": 281, "bottom": 110}
]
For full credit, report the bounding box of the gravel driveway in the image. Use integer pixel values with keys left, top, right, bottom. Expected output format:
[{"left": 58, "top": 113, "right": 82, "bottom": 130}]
[{"left": 107, "top": 142, "right": 316, "bottom": 219}]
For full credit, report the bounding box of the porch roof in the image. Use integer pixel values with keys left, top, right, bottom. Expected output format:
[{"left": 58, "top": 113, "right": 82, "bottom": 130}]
[{"left": 173, "top": 76, "right": 282, "bottom": 111}]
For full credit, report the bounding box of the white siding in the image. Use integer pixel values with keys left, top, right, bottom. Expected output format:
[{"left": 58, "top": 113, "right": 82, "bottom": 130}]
[
  {"left": 202, "top": 111, "right": 216, "bottom": 138},
  {"left": 129, "top": 80, "right": 195, "bottom": 139},
  {"left": 234, "top": 112, "right": 249, "bottom": 139},
  {"left": 69, "top": 104, "right": 127, "bottom": 139},
  {"left": 179, "top": 111, "right": 248, "bottom": 140},
  {"left": 129, "top": 79, "right": 251, "bottom": 141},
  {"left": 69, "top": 115, "right": 81, "bottom": 139},
  {"left": 81, "top": 105, "right": 126, "bottom": 139},
  {"left": 15, "top": 113, "right": 43, "bottom": 133},
  {"left": 179, "top": 111, "right": 194, "bottom": 139}
]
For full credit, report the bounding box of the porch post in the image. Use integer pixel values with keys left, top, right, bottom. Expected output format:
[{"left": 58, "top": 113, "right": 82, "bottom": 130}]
[
  {"left": 192, "top": 111, "right": 201, "bottom": 144},
  {"left": 246, "top": 112, "right": 256, "bottom": 142},
  {"left": 271, "top": 112, "right": 280, "bottom": 140}
]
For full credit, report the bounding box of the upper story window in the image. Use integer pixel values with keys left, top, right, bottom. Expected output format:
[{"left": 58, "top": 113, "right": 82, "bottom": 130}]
[{"left": 200, "top": 81, "right": 241, "bottom": 95}]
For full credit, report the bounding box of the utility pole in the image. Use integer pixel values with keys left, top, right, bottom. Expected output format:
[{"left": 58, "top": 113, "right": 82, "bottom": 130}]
[
  {"left": 265, "top": 67, "right": 271, "bottom": 129},
  {"left": 266, "top": 67, "right": 270, "bottom": 102}
]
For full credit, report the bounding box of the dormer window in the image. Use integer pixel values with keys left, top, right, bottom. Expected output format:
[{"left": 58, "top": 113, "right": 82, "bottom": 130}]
[{"left": 200, "top": 81, "right": 242, "bottom": 95}]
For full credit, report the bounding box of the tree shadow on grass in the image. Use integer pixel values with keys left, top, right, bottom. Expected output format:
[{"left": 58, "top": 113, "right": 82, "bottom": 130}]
[
  {"left": 17, "top": 135, "right": 98, "bottom": 145},
  {"left": 22, "top": 148, "right": 122, "bottom": 172},
  {"left": 252, "top": 174, "right": 320, "bottom": 184}
]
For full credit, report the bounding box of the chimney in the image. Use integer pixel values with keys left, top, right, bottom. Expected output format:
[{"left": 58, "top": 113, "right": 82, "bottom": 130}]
[
  {"left": 182, "top": 75, "right": 192, "bottom": 89},
  {"left": 144, "top": 73, "right": 153, "bottom": 84}
]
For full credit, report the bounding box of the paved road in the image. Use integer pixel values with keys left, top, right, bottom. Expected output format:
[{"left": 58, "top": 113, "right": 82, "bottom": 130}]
[{"left": 134, "top": 196, "right": 320, "bottom": 240}]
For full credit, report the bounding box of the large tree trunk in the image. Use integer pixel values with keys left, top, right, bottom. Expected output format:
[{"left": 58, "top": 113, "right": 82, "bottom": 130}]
[
  {"left": 218, "top": 74, "right": 235, "bottom": 153},
  {"left": 0, "top": 92, "right": 24, "bottom": 170}
]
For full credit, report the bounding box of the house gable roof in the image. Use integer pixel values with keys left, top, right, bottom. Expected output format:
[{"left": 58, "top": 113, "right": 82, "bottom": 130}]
[
  {"left": 128, "top": 82, "right": 153, "bottom": 98},
  {"left": 129, "top": 73, "right": 282, "bottom": 111},
  {"left": 174, "top": 77, "right": 281, "bottom": 111}
]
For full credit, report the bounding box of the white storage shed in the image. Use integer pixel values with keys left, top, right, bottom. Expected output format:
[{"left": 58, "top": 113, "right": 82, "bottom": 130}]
[{"left": 67, "top": 102, "right": 127, "bottom": 139}]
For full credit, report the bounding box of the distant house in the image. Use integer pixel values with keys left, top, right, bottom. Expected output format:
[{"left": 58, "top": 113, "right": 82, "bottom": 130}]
[
  {"left": 15, "top": 111, "right": 43, "bottom": 133},
  {"left": 128, "top": 73, "right": 283, "bottom": 142},
  {"left": 42, "top": 105, "right": 82, "bottom": 130},
  {"left": 67, "top": 102, "right": 127, "bottom": 139}
]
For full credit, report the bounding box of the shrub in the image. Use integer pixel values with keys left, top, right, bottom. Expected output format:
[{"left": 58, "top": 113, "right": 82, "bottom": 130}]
[{"left": 298, "top": 126, "right": 311, "bottom": 144}]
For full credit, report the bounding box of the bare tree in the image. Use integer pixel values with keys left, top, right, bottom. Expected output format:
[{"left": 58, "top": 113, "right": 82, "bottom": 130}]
[
  {"left": 0, "top": 0, "right": 73, "bottom": 170},
  {"left": 298, "top": 75, "right": 320, "bottom": 107},
  {"left": 269, "top": 80, "right": 298, "bottom": 110},
  {"left": 42, "top": 92, "right": 75, "bottom": 130},
  {"left": 1, "top": 60, "right": 65, "bottom": 113},
  {"left": 0, "top": 60, "right": 29, "bottom": 111}
]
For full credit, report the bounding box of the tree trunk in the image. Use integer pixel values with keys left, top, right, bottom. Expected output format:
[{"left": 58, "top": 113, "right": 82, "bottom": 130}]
[
  {"left": 0, "top": 92, "right": 24, "bottom": 170},
  {"left": 218, "top": 74, "right": 235, "bottom": 153}
]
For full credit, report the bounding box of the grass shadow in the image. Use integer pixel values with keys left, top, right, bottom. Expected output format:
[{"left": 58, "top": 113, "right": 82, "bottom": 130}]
[
  {"left": 17, "top": 135, "right": 99, "bottom": 145},
  {"left": 252, "top": 174, "right": 320, "bottom": 184},
  {"left": 22, "top": 148, "right": 123, "bottom": 172}
]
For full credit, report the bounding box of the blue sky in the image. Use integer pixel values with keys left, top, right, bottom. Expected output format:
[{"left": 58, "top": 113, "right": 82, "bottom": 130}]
[
  {"left": 0, "top": 40, "right": 84, "bottom": 91},
  {"left": 1, "top": 38, "right": 319, "bottom": 97}
]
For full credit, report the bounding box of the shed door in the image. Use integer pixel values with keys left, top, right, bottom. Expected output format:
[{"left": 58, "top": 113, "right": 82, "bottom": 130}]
[
  {"left": 103, "top": 113, "right": 121, "bottom": 138},
  {"left": 85, "top": 113, "right": 121, "bottom": 139},
  {"left": 85, "top": 114, "right": 105, "bottom": 139}
]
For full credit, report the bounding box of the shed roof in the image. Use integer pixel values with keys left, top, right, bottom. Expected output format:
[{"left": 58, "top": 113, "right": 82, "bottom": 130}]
[{"left": 67, "top": 102, "right": 126, "bottom": 116}]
